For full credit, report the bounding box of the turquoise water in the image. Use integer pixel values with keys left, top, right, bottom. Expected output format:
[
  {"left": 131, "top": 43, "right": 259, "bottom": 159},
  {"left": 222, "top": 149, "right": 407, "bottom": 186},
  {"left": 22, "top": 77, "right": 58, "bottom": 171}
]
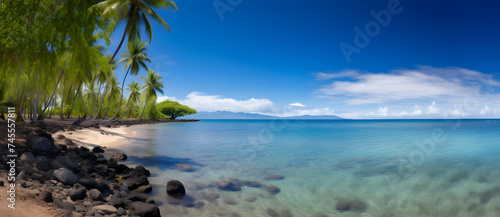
[{"left": 117, "top": 119, "right": 500, "bottom": 217}]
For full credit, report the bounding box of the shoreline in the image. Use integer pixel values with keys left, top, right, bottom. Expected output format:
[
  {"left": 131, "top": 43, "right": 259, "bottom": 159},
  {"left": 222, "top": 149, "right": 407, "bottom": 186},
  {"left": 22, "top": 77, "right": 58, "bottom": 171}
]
[{"left": 0, "top": 118, "right": 198, "bottom": 217}]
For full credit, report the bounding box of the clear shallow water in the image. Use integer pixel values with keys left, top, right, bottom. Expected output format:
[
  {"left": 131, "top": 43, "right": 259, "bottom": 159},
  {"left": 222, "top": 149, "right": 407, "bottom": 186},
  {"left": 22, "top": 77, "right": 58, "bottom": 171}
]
[{"left": 117, "top": 119, "right": 500, "bottom": 217}]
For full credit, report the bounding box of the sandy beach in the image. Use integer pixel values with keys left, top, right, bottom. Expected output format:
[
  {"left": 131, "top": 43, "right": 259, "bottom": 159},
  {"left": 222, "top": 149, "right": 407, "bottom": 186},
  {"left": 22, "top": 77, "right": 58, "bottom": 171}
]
[{"left": 54, "top": 126, "right": 136, "bottom": 150}]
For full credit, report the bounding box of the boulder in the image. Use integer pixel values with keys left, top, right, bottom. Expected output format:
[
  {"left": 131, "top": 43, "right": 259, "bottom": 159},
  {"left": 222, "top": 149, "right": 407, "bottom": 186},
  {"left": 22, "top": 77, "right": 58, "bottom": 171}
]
[
  {"left": 131, "top": 165, "right": 150, "bottom": 177},
  {"left": 130, "top": 202, "right": 161, "bottom": 217},
  {"left": 31, "top": 173, "right": 46, "bottom": 183},
  {"left": 20, "top": 152, "right": 35, "bottom": 165},
  {"left": 125, "top": 176, "right": 149, "bottom": 190},
  {"left": 88, "top": 189, "right": 103, "bottom": 201},
  {"left": 36, "top": 156, "right": 52, "bottom": 171},
  {"left": 264, "top": 185, "right": 281, "bottom": 195},
  {"left": 166, "top": 180, "right": 186, "bottom": 197},
  {"left": 78, "top": 177, "right": 99, "bottom": 189},
  {"left": 117, "top": 207, "right": 127, "bottom": 216},
  {"left": 28, "top": 136, "right": 54, "bottom": 156},
  {"left": 89, "top": 205, "right": 118, "bottom": 215},
  {"left": 53, "top": 168, "right": 78, "bottom": 186},
  {"left": 92, "top": 146, "right": 105, "bottom": 153},
  {"left": 68, "top": 187, "right": 87, "bottom": 201},
  {"left": 41, "top": 191, "right": 53, "bottom": 202},
  {"left": 134, "top": 184, "right": 153, "bottom": 193},
  {"left": 110, "top": 152, "right": 127, "bottom": 161}
]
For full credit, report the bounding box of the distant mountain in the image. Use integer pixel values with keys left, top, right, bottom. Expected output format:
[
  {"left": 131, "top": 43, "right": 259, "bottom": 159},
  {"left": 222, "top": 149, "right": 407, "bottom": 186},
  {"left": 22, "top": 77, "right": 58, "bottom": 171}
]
[{"left": 185, "top": 111, "right": 343, "bottom": 119}]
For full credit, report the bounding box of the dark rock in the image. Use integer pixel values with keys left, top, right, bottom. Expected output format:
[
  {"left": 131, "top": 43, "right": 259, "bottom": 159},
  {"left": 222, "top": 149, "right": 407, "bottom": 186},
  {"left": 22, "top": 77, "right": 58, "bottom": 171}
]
[
  {"left": 241, "top": 180, "right": 262, "bottom": 188},
  {"left": 217, "top": 180, "right": 241, "bottom": 191},
  {"left": 92, "top": 146, "right": 105, "bottom": 153},
  {"left": 69, "top": 187, "right": 87, "bottom": 201},
  {"left": 335, "top": 200, "right": 367, "bottom": 213},
  {"left": 131, "top": 165, "right": 150, "bottom": 177},
  {"left": 126, "top": 176, "right": 149, "bottom": 190},
  {"left": 96, "top": 157, "right": 108, "bottom": 164},
  {"left": 41, "top": 190, "right": 53, "bottom": 202},
  {"left": 94, "top": 164, "right": 109, "bottom": 176},
  {"left": 114, "top": 164, "right": 131, "bottom": 174},
  {"left": 79, "top": 150, "right": 96, "bottom": 160},
  {"left": 54, "top": 199, "right": 75, "bottom": 210},
  {"left": 28, "top": 136, "right": 54, "bottom": 156},
  {"left": 53, "top": 167, "right": 78, "bottom": 186},
  {"left": 264, "top": 174, "right": 285, "bottom": 180},
  {"left": 36, "top": 156, "right": 52, "bottom": 171},
  {"left": 37, "top": 130, "right": 55, "bottom": 144},
  {"left": 166, "top": 180, "right": 186, "bottom": 197},
  {"left": 31, "top": 173, "right": 46, "bottom": 183},
  {"left": 311, "top": 213, "right": 329, "bottom": 217},
  {"left": 78, "top": 177, "right": 99, "bottom": 189},
  {"left": 130, "top": 202, "right": 161, "bottom": 217},
  {"left": 52, "top": 155, "right": 79, "bottom": 171},
  {"left": 110, "top": 152, "right": 127, "bottom": 161},
  {"left": 78, "top": 159, "right": 95, "bottom": 174},
  {"left": 64, "top": 138, "right": 75, "bottom": 146},
  {"left": 264, "top": 185, "right": 281, "bottom": 195},
  {"left": 89, "top": 188, "right": 103, "bottom": 201},
  {"left": 117, "top": 207, "right": 127, "bottom": 216},
  {"left": 127, "top": 192, "right": 149, "bottom": 202},
  {"left": 108, "top": 197, "right": 128, "bottom": 209},
  {"left": 71, "top": 118, "right": 84, "bottom": 126},
  {"left": 0, "top": 181, "right": 4, "bottom": 186},
  {"left": 57, "top": 134, "right": 66, "bottom": 139},
  {"left": 75, "top": 205, "right": 88, "bottom": 212},
  {"left": 20, "top": 152, "right": 35, "bottom": 165}
]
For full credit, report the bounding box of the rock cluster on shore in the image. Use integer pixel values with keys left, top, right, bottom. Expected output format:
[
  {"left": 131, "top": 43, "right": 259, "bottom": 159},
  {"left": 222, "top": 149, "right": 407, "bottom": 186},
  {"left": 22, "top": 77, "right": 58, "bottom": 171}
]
[{"left": 1, "top": 121, "right": 164, "bottom": 217}]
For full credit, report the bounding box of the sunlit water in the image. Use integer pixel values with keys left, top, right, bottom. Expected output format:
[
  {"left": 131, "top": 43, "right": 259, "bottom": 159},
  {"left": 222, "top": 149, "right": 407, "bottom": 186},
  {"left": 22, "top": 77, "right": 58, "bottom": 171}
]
[{"left": 114, "top": 119, "right": 500, "bottom": 217}]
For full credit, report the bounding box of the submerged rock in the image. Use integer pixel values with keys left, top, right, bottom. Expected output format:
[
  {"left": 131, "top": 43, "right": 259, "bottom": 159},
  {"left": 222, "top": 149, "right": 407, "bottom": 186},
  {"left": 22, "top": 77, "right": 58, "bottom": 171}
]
[
  {"left": 335, "top": 200, "right": 367, "bottom": 213},
  {"left": 130, "top": 202, "right": 161, "bottom": 217},
  {"left": 166, "top": 180, "right": 186, "bottom": 197},
  {"left": 217, "top": 180, "right": 241, "bottom": 191},
  {"left": 175, "top": 163, "right": 195, "bottom": 172},
  {"left": 264, "top": 185, "right": 281, "bottom": 195},
  {"left": 110, "top": 152, "right": 127, "bottom": 161},
  {"left": 264, "top": 174, "right": 285, "bottom": 180}
]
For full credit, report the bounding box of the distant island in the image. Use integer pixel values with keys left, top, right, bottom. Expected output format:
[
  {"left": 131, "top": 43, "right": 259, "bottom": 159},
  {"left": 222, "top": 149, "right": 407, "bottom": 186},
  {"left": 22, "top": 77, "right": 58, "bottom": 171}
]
[{"left": 185, "top": 111, "right": 343, "bottom": 119}]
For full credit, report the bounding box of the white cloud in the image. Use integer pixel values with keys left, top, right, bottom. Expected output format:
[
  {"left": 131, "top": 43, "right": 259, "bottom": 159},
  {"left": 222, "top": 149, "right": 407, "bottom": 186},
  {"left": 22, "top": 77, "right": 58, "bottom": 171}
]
[
  {"left": 316, "top": 66, "right": 499, "bottom": 105},
  {"left": 480, "top": 106, "right": 490, "bottom": 116},
  {"left": 449, "top": 110, "right": 463, "bottom": 117},
  {"left": 156, "top": 95, "right": 177, "bottom": 103},
  {"left": 312, "top": 69, "right": 360, "bottom": 80},
  {"left": 289, "top": 103, "right": 306, "bottom": 107},
  {"left": 179, "top": 92, "right": 274, "bottom": 113},
  {"left": 426, "top": 101, "right": 440, "bottom": 114}
]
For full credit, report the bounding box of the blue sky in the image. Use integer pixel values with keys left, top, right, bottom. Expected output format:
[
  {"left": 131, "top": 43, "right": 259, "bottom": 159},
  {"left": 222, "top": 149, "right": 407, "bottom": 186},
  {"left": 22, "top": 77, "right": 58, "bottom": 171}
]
[{"left": 103, "top": 0, "right": 500, "bottom": 118}]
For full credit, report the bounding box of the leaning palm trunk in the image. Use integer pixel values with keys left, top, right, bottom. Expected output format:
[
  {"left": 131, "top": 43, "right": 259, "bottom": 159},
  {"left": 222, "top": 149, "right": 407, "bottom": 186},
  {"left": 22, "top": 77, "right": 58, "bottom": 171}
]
[
  {"left": 60, "top": 85, "right": 66, "bottom": 119},
  {"left": 112, "top": 67, "right": 131, "bottom": 119},
  {"left": 89, "top": 82, "right": 102, "bottom": 118},
  {"left": 67, "top": 82, "right": 82, "bottom": 118},
  {"left": 32, "top": 86, "right": 41, "bottom": 120},
  {"left": 139, "top": 97, "right": 149, "bottom": 120},
  {"left": 101, "top": 94, "right": 113, "bottom": 119},
  {"left": 38, "top": 70, "right": 64, "bottom": 120},
  {"left": 83, "top": 94, "right": 91, "bottom": 118},
  {"left": 117, "top": 97, "right": 131, "bottom": 120},
  {"left": 94, "top": 85, "right": 108, "bottom": 119}
]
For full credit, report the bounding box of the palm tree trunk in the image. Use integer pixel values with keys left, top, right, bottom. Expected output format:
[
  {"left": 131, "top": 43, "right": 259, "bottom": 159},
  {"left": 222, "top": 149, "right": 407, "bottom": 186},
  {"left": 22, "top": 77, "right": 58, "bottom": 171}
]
[
  {"left": 38, "top": 70, "right": 64, "bottom": 120},
  {"left": 48, "top": 98, "right": 54, "bottom": 119},
  {"left": 112, "top": 67, "right": 131, "bottom": 119},
  {"left": 61, "top": 85, "right": 72, "bottom": 119},
  {"left": 89, "top": 82, "right": 102, "bottom": 118},
  {"left": 32, "top": 86, "right": 41, "bottom": 120},
  {"left": 67, "top": 82, "right": 82, "bottom": 118},
  {"left": 83, "top": 94, "right": 91, "bottom": 118},
  {"left": 109, "top": 24, "right": 129, "bottom": 64},
  {"left": 101, "top": 94, "right": 113, "bottom": 119},
  {"left": 117, "top": 97, "right": 131, "bottom": 120},
  {"left": 140, "top": 97, "right": 149, "bottom": 120},
  {"left": 95, "top": 85, "right": 108, "bottom": 119}
]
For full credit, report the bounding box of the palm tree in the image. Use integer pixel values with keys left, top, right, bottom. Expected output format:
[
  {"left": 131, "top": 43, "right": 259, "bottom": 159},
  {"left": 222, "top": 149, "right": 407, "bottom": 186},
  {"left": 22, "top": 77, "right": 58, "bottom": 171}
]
[
  {"left": 112, "top": 41, "right": 150, "bottom": 119},
  {"left": 95, "top": 56, "right": 118, "bottom": 118},
  {"left": 117, "top": 81, "right": 141, "bottom": 119},
  {"left": 95, "top": 0, "right": 177, "bottom": 63},
  {"left": 140, "top": 69, "right": 163, "bottom": 120},
  {"left": 102, "top": 74, "right": 121, "bottom": 119}
]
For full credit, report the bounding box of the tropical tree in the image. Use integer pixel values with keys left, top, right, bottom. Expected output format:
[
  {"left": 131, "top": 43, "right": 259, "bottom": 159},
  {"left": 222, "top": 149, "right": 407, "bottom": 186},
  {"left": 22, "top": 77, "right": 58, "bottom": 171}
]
[
  {"left": 157, "top": 100, "right": 197, "bottom": 119},
  {"left": 112, "top": 40, "right": 150, "bottom": 119},
  {"left": 95, "top": 0, "right": 177, "bottom": 63},
  {"left": 101, "top": 75, "right": 121, "bottom": 119},
  {"left": 117, "top": 81, "right": 141, "bottom": 119},
  {"left": 139, "top": 69, "right": 163, "bottom": 120}
]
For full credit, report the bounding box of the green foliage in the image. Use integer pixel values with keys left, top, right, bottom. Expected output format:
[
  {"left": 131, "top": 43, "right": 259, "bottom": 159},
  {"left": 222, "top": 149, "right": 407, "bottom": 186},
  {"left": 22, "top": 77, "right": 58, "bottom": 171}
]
[{"left": 157, "top": 100, "right": 197, "bottom": 119}]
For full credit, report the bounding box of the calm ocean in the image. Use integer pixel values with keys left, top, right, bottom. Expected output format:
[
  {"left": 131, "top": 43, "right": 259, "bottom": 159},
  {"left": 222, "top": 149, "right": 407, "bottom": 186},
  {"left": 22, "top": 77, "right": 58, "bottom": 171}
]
[{"left": 117, "top": 119, "right": 500, "bottom": 217}]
